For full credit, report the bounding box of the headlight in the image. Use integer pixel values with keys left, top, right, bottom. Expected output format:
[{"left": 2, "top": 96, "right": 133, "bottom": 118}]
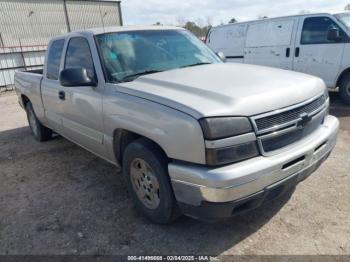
[
  {"left": 206, "top": 141, "right": 259, "bottom": 166},
  {"left": 199, "top": 117, "right": 253, "bottom": 140},
  {"left": 199, "top": 117, "right": 259, "bottom": 166}
]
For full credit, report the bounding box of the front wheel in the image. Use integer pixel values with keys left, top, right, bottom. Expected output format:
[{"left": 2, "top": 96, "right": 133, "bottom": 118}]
[
  {"left": 25, "top": 102, "right": 52, "bottom": 142},
  {"left": 123, "top": 138, "right": 181, "bottom": 224},
  {"left": 339, "top": 75, "right": 350, "bottom": 105}
]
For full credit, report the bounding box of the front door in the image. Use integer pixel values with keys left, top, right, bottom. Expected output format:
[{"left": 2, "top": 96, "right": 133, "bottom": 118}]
[
  {"left": 59, "top": 36, "right": 106, "bottom": 158},
  {"left": 293, "top": 16, "right": 346, "bottom": 87}
]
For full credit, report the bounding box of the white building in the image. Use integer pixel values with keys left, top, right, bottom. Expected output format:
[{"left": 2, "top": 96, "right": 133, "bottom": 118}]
[{"left": 0, "top": 0, "right": 122, "bottom": 91}]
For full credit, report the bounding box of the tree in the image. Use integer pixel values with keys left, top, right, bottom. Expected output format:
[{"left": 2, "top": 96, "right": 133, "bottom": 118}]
[
  {"left": 182, "top": 21, "right": 210, "bottom": 38},
  {"left": 229, "top": 18, "right": 237, "bottom": 23},
  {"left": 184, "top": 21, "right": 203, "bottom": 37},
  {"left": 345, "top": 4, "right": 350, "bottom": 10},
  {"left": 178, "top": 18, "right": 213, "bottom": 38}
]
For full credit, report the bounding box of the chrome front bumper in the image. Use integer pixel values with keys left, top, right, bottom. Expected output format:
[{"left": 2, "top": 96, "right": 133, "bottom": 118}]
[{"left": 168, "top": 115, "right": 339, "bottom": 206}]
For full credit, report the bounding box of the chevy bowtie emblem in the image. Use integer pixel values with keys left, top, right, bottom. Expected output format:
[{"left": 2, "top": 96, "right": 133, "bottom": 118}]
[{"left": 297, "top": 112, "right": 312, "bottom": 129}]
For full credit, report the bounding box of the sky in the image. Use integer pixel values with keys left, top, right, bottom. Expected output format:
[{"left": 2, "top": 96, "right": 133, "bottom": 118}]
[{"left": 121, "top": 0, "right": 350, "bottom": 26}]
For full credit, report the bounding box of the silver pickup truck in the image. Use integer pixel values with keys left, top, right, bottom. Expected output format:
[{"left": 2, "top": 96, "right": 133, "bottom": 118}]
[{"left": 15, "top": 26, "right": 339, "bottom": 224}]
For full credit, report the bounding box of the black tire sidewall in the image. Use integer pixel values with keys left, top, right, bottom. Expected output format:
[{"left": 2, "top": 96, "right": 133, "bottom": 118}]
[
  {"left": 339, "top": 76, "right": 350, "bottom": 105},
  {"left": 25, "top": 102, "right": 41, "bottom": 141},
  {"left": 123, "top": 139, "right": 179, "bottom": 224}
]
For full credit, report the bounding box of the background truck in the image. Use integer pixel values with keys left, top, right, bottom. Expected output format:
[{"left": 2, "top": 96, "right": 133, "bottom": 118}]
[
  {"left": 206, "top": 12, "right": 350, "bottom": 105},
  {"left": 15, "top": 26, "right": 339, "bottom": 223}
]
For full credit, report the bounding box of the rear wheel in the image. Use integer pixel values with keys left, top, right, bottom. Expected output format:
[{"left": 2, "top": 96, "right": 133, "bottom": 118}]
[
  {"left": 339, "top": 75, "right": 350, "bottom": 105},
  {"left": 123, "top": 138, "right": 181, "bottom": 224},
  {"left": 25, "top": 102, "right": 52, "bottom": 142}
]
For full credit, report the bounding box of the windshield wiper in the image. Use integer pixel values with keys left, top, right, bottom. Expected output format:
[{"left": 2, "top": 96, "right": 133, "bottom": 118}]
[
  {"left": 121, "top": 70, "right": 163, "bottom": 82},
  {"left": 180, "top": 62, "right": 212, "bottom": 68}
]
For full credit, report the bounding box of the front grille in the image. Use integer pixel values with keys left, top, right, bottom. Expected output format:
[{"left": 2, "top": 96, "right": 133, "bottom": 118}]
[
  {"left": 252, "top": 95, "right": 327, "bottom": 155},
  {"left": 260, "top": 111, "right": 325, "bottom": 152},
  {"left": 255, "top": 95, "right": 326, "bottom": 132}
]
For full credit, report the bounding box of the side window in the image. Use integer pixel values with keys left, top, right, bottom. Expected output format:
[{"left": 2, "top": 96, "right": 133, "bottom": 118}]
[
  {"left": 301, "top": 17, "right": 346, "bottom": 45},
  {"left": 65, "top": 37, "right": 95, "bottom": 78},
  {"left": 46, "top": 39, "right": 65, "bottom": 80}
]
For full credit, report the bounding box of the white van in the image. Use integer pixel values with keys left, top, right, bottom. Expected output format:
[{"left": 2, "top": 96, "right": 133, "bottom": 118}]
[{"left": 206, "top": 12, "right": 350, "bottom": 104}]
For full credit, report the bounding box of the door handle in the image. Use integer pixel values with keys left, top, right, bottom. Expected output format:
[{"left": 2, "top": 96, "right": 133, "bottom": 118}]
[
  {"left": 58, "top": 91, "right": 65, "bottom": 100},
  {"left": 286, "top": 48, "right": 290, "bottom": 58},
  {"left": 295, "top": 47, "right": 300, "bottom": 57}
]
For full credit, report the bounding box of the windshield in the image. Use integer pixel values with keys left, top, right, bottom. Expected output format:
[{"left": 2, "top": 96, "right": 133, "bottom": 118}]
[
  {"left": 335, "top": 13, "right": 350, "bottom": 30},
  {"left": 95, "top": 29, "right": 222, "bottom": 83}
]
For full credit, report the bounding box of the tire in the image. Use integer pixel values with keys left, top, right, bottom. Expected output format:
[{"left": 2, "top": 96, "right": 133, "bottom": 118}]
[
  {"left": 339, "top": 74, "right": 350, "bottom": 105},
  {"left": 25, "top": 101, "right": 52, "bottom": 142},
  {"left": 123, "top": 138, "right": 181, "bottom": 224}
]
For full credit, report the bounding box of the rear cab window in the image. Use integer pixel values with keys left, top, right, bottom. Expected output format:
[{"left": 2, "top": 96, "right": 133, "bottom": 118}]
[{"left": 46, "top": 39, "right": 65, "bottom": 80}]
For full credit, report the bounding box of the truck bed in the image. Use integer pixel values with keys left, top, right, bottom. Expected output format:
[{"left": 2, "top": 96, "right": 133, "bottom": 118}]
[
  {"left": 14, "top": 70, "right": 44, "bottom": 112},
  {"left": 25, "top": 69, "right": 43, "bottom": 75}
]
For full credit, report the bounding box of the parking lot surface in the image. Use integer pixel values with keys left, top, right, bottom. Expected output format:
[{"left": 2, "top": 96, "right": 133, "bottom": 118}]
[{"left": 0, "top": 92, "right": 349, "bottom": 255}]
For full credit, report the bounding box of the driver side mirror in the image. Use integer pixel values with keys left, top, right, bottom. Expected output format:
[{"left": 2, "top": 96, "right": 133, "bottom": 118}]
[
  {"left": 59, "top": 67, "right": 97, "bottom": 87},
  {"left": 327, "top": 28, "right": 342, "bottom": 42},
  {"left": 216, "top": 52, "right": 227, "bottom": 62}
]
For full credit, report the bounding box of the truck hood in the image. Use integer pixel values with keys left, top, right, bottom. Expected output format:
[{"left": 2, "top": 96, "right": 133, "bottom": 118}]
[{"left": 116, "top": 63, "right": 326, "bottom": 119}]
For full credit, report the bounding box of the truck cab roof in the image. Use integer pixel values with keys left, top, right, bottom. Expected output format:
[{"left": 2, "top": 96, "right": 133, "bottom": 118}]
[{"left": 50, "top": 25, "right": 184, "bottom": 41}]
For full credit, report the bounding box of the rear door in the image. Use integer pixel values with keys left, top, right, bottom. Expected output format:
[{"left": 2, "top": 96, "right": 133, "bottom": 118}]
[
  {"left": 59, "top": 36, "right": 107, "bottom": 157},
  {"left": 41, "top": 39, "right": 65, "bottom": 131},
  {"left": 293, "top": 16, "right": 346, "bottom": 87},
  {"left": 244, "top": 18, "right": 297, "bottom": 70}
]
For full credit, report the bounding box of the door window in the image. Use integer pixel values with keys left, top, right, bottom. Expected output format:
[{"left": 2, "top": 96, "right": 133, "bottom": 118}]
[
  {"left": 46, "top": 39, "right": 65, "bottom": 80},
  {"left": 65, "top": 37, "right": 95, "bottom": 78},
  {"left": 301, "top": 17, "right": 346, "bottom": 45}
]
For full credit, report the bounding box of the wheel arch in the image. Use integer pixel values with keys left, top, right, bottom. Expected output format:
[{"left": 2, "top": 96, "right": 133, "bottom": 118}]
[
  {"left": 21, "top": 94, "right": 30, "bottom": 107},
  {"left": 336, "top": 67, "right": 350, "bottom": 88},
  {"left": 113, "top": 129, "right": 169, "bottom": 166}
]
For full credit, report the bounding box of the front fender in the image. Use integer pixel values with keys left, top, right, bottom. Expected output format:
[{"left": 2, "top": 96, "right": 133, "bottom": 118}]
[{"left": 103, "top": 90, "right": 206, "bottom": 165}]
